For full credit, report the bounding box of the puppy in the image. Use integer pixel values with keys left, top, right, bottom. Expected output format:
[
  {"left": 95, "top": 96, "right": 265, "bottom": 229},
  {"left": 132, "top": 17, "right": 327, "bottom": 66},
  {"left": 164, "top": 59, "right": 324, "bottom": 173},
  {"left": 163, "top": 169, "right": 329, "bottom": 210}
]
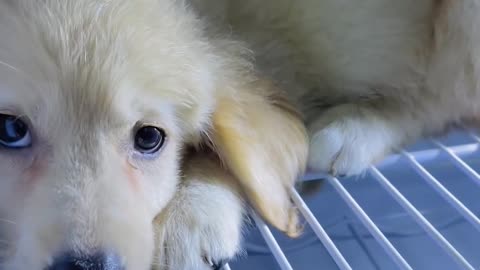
[
  {"left": 196, "top": 0, "right": 480, "bottom": 176},
  {"left": 0, "top": 0, "right": 307, "bottom": 269},
  {"left": 170, "top": 0, "right": 480, "bottom": 266},
  {"left": 4, "top": 0, "right": 478, "bottom": 269},
  {"left": 189, "top": 0, "right": 479, "bottom": 263}
]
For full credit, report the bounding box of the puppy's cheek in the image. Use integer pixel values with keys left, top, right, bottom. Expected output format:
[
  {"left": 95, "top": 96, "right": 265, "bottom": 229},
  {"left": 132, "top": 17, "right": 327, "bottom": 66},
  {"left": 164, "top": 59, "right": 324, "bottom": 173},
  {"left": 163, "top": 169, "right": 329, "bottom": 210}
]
[
  {"left": 11, "top": 157, "right": 47, "bottom": 200},
  {"left": 145, "top": 144, "right": 181, "bottom": 215},
  {"left": 22, "top": 158, "right": 45, "bottom": 187}
]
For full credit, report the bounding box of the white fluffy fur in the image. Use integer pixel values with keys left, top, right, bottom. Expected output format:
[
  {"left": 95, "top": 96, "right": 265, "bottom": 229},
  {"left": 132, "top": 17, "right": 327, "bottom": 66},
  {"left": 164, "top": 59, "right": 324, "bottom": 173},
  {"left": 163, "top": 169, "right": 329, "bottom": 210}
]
[
  {"left": 1, "top": 0, "right": 479, "bottom": 269},
  {"left": 0, "top": 0, "right": 307, "bottom": 269},
  {"left": 199, "top": 0, "right": 480, "bottom": 175}
]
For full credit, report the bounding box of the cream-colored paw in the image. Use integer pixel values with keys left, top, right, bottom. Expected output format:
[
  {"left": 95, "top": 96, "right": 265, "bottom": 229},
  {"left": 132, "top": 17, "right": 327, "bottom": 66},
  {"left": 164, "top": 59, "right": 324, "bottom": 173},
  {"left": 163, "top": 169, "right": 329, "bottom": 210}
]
[
  {"left": 153, "top": 181, "right": 244, "bottom": 270},
  {"left": 307, "top": 106, "right": 399, "bottom": 176}
]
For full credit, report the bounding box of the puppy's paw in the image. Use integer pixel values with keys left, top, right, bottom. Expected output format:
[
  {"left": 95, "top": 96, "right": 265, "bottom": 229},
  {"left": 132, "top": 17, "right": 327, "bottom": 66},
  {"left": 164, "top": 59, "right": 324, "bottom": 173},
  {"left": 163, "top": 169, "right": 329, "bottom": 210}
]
[
  {"left": 307, "top": 105, "right": 399, "bottom": 176},
  {"left": 153, "top": 180, "right": 244, "bottom": 270}
]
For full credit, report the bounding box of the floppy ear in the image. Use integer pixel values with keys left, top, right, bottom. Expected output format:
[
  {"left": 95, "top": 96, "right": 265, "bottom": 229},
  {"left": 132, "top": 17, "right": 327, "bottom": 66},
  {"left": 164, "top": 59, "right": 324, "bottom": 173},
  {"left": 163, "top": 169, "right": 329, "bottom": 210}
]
[{"left": 209, "top": 78, "right": 308, "bottom": 237}]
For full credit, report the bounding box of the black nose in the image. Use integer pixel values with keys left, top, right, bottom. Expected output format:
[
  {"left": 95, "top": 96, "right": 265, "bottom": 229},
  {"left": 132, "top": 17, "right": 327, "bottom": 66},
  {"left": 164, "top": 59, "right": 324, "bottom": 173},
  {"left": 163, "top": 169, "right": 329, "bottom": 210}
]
[{"left": 47, "top": 251, "right": 124, "bottom": 270}]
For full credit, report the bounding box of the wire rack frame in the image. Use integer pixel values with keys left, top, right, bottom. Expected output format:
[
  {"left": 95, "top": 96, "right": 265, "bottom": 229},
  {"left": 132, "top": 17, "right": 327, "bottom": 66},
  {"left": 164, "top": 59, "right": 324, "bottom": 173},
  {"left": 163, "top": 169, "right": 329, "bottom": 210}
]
[{"left": 224, "top": 131, "right": 480, "bottom": 270}]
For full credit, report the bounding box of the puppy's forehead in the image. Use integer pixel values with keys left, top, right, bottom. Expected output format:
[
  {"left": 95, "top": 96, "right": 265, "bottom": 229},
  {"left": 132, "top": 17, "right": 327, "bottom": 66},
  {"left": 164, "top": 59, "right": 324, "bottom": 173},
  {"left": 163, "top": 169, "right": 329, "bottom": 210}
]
[
  {"left": 0, "top": 1, "right": 151, "bottom": 129},
  {"left": 0, "top": 0, "right": 216, "bottom": 139}
]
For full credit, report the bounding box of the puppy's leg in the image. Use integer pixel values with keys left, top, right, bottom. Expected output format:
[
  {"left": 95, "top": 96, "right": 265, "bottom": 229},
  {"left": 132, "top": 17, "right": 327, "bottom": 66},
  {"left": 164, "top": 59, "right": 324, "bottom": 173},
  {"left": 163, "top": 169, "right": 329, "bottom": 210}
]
[
  {"left": 153, "top": 153, "right": 244, "bottom": 270},
  {"left": 308, "top": 0, "right": 480, "bottom": 176},
  {"left": 307, "top": 97, "right": 448, "bottom": 176}
]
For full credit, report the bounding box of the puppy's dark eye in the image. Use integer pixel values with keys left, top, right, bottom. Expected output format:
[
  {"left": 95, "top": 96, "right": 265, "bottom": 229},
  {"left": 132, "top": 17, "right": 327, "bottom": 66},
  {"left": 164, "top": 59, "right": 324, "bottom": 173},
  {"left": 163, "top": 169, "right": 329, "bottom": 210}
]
[
  {"left": 134, "top": 126, "right": 166, "bottom": 154},
  {"left": 0, "top": 114, "right": 32, "bottom": 149}
]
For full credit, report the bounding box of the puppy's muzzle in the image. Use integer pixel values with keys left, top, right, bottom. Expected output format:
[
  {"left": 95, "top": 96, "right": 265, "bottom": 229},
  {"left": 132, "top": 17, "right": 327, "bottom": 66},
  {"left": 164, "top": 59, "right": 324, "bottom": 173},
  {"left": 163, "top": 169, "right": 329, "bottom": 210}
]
[{"left": 46, "top": 251, "right": 124, "bottom": 270}]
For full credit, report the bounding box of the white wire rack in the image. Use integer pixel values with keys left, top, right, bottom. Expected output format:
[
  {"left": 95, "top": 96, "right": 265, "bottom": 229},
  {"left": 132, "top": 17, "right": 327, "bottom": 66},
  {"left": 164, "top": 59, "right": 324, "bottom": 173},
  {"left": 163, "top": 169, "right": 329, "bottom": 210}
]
[{"left": 226, "top": 130, "right": 480, "bottom": 270}]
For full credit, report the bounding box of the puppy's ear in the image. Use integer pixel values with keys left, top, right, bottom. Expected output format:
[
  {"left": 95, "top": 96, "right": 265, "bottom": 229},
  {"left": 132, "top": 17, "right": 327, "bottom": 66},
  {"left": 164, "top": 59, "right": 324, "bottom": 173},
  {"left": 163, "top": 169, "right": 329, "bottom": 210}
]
[{"left": 209, "top": 78, "right": 308, "bottom": 237}]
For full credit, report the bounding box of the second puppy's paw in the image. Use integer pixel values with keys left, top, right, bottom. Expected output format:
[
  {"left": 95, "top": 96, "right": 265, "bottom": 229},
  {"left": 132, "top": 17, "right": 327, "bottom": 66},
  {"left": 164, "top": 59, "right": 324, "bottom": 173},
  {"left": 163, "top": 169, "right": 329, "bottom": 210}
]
[{"left": 308, "top": 105, "right": 400, "bottom": 176}]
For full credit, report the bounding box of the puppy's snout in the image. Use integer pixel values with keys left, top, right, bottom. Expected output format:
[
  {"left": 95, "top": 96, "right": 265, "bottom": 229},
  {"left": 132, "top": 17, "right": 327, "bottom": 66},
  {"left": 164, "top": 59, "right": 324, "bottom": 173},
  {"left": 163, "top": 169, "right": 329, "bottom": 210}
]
[{"left": 47, "top": 251, "right": 124, "bottom": 270}]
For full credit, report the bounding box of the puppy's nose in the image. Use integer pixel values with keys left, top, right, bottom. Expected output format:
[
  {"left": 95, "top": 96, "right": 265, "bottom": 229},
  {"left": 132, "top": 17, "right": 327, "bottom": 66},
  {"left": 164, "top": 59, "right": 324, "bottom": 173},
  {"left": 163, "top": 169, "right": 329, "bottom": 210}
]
[{"left": 47, "top": 251, "right": 124, "bottom": 270}]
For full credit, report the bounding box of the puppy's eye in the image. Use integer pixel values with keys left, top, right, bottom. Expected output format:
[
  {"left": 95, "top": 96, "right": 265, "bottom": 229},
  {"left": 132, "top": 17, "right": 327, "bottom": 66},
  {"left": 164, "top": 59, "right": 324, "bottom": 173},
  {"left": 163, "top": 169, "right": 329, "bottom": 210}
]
[
  {"left": 0, "top": 114, "right": 32, "bottom": 149},
  {"left": 134, "top": 126, "right": 166, "bottom": 154}
]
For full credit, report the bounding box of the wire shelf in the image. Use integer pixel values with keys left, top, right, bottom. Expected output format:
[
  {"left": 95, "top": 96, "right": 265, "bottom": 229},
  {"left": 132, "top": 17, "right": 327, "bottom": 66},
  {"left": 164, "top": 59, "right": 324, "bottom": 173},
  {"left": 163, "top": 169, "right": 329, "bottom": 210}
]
[{"left": 227, "top": 130, "right": 480, "bottom": 270}]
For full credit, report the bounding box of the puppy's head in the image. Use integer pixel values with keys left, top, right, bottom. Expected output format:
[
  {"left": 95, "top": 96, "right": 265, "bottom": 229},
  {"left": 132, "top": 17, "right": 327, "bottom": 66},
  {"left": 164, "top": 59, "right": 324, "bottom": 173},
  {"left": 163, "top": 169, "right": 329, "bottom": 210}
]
[{"left": 0, "top": 0, "right": 307, "bottom": 269}]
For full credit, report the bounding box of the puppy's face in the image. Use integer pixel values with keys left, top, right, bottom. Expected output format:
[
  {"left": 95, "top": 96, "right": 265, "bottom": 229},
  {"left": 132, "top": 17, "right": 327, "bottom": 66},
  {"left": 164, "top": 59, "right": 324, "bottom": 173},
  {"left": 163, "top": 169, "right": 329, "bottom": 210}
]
[
  {"left": 0, "top": 1, "right": 217, "bottom": 269},
  {"left": 0, "top": 82, "right": 179, "bottom": 269},
  {"left": 0, "top": 0, "right": 308, "bottom": 269}
]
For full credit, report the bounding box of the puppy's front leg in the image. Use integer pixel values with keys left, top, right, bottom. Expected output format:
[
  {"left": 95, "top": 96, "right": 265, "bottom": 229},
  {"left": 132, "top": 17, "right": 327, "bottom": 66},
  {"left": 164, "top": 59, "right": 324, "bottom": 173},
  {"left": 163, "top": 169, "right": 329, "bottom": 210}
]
[
  {"left": 307, "top": 97, "right": 449, "bottom": 176},
  {"left": 152, "top": 153, "right": 244, "bottom": 270},
  {"left": 308, "top": 0, "right": 480, "bottom": 177}
]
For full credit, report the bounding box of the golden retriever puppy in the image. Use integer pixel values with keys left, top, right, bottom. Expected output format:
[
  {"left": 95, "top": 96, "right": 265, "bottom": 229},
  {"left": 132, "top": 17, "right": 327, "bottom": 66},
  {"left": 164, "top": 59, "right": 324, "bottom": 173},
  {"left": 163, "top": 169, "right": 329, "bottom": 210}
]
[
  {"left": 194, "top": 0, "right": 480, "bottom": 177},
  {"left": 163, "top": 0, "right": 480, "bottom": 267},
  {"left": 4, "top": 0, "right": 478, "bottom": 268},
  {"left": 0, "top": 0, "right": 307, "bottom": 269}
]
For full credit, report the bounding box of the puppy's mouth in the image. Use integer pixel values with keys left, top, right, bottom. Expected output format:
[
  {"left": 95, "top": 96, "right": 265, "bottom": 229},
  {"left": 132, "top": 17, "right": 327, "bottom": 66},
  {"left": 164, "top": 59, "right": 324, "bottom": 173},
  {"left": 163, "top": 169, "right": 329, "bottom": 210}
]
[
  {"left": 42, "top": 251, "right": 228, "bottom": 270},
  {"left": 45, "top": 251, "right": 125, "bottom": 270}
]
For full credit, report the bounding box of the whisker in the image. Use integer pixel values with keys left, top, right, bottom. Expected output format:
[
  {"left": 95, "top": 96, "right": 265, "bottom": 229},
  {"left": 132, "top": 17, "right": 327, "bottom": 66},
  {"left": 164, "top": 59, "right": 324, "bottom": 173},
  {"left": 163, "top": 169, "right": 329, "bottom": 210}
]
[
  {"left": 0, "top": 59, "right": 21, "bottom": 73},
  {"left": 0, "top": 219, "right": 15, "bottom": 225},
  {"left": 0, "top": 58, "right": 38, "bottom": 89}
]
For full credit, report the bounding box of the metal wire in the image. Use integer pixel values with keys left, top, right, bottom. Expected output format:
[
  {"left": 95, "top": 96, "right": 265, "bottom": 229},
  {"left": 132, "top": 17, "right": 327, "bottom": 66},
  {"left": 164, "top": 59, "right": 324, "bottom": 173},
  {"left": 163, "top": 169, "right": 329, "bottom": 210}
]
[
  {"left": 432, "top": 140, "right": 480, "bottom": 186},
  {"left": 402, "top": 149, "right": 480, "bottom": 232},
  {"left": 250, "top": 210, "right": 293, "bottom": 270},
  {"left": 370, "top": 166, "right": 475, "bottom": 270},
  {"left": 290, "top": 187, "right": 353, "bottom": 270},
  {"left": 231, "top": 133, "right": 480, "bottom": 270},
  {"left": 327, "top": 176, "right": 413, "bottom": 270}
]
